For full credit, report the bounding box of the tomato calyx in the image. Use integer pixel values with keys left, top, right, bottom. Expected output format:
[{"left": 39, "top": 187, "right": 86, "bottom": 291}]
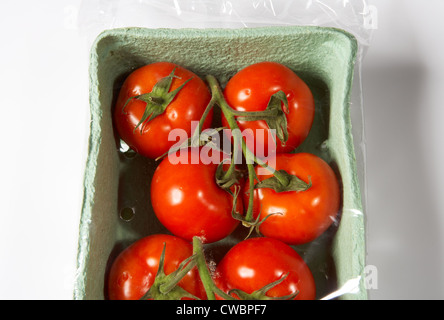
[
  {"left": 241, "top": 211, "right": 283, "bottom": 240},
  {"left": 214, "top": 163, "right": 246, "bottom": 227},
  {"left": 255, "top": 170, "right": 312, "bottom": 193},
  {"left": 227, "top": 273, "right": 299, "bottom": 300},
  {"left": 140, "top": 242, "right": 200, "bottom": 300},
  {"left": 122, "top": 67, "right": 193, "bottom": 134},
  {"left": 230, "top": 90, "right": 290, "bottom": 146}
]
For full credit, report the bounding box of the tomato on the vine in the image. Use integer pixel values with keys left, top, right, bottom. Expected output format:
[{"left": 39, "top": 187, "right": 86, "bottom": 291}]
[
  {"left": 215, "top": 237, "right": 316, "bottom": 300},
  {"left": 222, "top": 61, "right": 315, "bottom": 157},
  {"left": 245, "top": 152, "right": 341, "bottom": 245},
  {"left": 107, "top": 234, "right": 206, "bottom": 300},
  {"left": 150, "top": 147, "right": 243, "bottom": 244},
  {"left": 114, "top": 62, "right": 212, "bottom": 159}
]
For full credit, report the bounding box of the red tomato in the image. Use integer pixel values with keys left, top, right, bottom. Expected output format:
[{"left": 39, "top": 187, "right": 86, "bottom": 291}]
[
  {"left": 215, "top": 237, "right": 316, "bottom": 300},
  {"left": 150, "top": 147, "right": 243, "bottom": 244},
  {"left": 245, "top": 153, "right": 340, "bottom": 245},
  {"left": 107, "top": 234, "right": 206, "bottom": 300},
  {"left": 114, "top": 62, "right": 212, "bottom": 159},
  {"left": 222, "top": 61, "right": 314, "bottom": 157}
]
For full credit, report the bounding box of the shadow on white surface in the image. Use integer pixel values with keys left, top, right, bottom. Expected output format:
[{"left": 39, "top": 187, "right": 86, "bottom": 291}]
[{"left": 363, "top": 60, "right": 444, "bottom": 299}]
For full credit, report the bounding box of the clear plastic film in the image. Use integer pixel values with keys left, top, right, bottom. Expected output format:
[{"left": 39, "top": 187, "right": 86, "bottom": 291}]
[{"left": 75, "top": 0, "right": 377, "bottom": 301}]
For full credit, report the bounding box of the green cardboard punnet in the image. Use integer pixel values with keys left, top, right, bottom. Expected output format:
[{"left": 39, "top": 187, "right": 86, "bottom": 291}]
[{"left": 74, "top": 26, "right": 366, "bottom": 300}]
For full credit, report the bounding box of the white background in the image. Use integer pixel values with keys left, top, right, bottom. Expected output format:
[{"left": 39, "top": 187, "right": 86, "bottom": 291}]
[{"left": 0, "top": 0, "right": 443, "bottom": 299}]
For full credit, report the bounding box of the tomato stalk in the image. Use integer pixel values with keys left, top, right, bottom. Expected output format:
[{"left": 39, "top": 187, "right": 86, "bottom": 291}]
[
  {"left": 204, "top": 75, "right": 311, "bottom": 227},
  {"left": 192, "top": 237, "right": 215, "bottom": 300},
  {"left": 205, "top": 75, "right": 294, "bottom": 185},
  {"left": 154, "top": 95, "right": 217, "bottom": 162},
  {"left": 192, "top": 93, "right": 217, "bottom": 144},
  {"left": 192, "top": 237, "right": 235, "bottom": 301}
]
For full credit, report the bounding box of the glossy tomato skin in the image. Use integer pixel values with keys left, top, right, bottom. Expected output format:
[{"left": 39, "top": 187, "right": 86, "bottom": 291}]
[
  {"left": 215, "top": 237, "right": 316, "bottom": 300},
  {"left": 245, "top": 153, "right": 340, "bottom": 245},
  {"left": 223, "top": 61, "right": 315, "bottom": 157},
  {"left": 114, "top": 62, "right": 212, "bottom": 159},
  {"left": 107, "top": 234, "right": 206, "bottom": 300},
  {"left": 150, "top": 147, "right": 243, "bottom": 244}
]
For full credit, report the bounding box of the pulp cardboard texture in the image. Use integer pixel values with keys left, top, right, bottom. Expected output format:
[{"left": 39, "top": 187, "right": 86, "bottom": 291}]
[{"left": 75, "top": 26, "right": 366, "bottom": 300}]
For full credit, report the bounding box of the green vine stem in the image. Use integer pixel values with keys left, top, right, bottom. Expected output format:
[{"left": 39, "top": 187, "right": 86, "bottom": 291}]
[
  {"left": 193, "top": 237, "right": 216, "bottom": 300},
  {"left": 192, "top": 237, "right": 235, "bottom": 301},
  {"left": 204, "top": 75, "right": 311, "bottom": 225},
  {"left": 154, "top": 93, "right": 216, "bottom": 162}
]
